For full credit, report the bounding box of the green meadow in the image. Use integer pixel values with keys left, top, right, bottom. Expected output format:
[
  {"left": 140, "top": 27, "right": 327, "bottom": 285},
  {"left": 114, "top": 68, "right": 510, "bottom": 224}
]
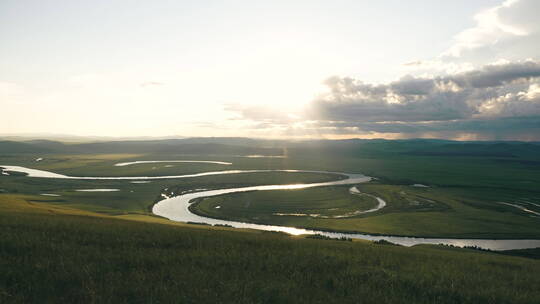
[
  {"left": 192, "top": 183, "right": 540, "bottom": 238},
  {"left": 1, "top": 195, "right": 539, "bottom": 304},
  {"left": 1, "top": 138, "right": 540, "bottom": 238},
  {"left": 1, "top": 139, "right": 540, "bottom": 302}
]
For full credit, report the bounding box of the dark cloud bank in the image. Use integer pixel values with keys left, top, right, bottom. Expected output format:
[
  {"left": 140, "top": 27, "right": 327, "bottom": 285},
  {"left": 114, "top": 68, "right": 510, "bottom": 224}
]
[{"left": 228, "top": 60, "right": 540, "bottom": 140}]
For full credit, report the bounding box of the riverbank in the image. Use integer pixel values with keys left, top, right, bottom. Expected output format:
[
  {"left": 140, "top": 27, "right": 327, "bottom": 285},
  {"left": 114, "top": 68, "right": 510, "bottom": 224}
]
[
  {"left": 180, "top": 183, "right": 540, "bottom": 243},
  {"left": 3, "top": 162, "right": 540, "bottom": 246},
  {"left": 155, "top": 182, "right": 540, "bottom": 250}
]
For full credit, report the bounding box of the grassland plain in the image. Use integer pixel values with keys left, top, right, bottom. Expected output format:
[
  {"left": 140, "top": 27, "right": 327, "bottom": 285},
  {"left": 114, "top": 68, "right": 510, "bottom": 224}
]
[
  {"left": 0, "top": 152, "right": 345, "bottom": 213},
  {"left": 191, "top": 186, "right": 381, "bottom": 219},
  {"left": 190, "top": 183, "right": 540, "bottom": 239},
  {"left": 1, "top": 195, "right": 540, "bottom": 304},
  {"left": 2, "top": 148, "right": 540, "bottom": 238},
  {"left": 1, "top": 140, "right": 540, "bottom": 303}
]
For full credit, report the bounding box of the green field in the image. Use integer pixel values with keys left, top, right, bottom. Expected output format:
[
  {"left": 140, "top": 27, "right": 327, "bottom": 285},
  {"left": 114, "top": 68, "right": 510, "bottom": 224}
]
[
  {"left": 1, "top": 196, "right": 539, "bottom": 303},
  {"left": 1, "top": 138, "right": 540, "bottom": 302},
  {"left": 1, "top": 138, "right": 540, "bottom": 239},
  {"left": 0, "top": 152, "right": 344, "bottom": 214},
  {"left": 192, "top": 183, "right": 540, "bottom": 238},
  {"left": 192, "top": 186, "right": 380, "bottom": 220}
]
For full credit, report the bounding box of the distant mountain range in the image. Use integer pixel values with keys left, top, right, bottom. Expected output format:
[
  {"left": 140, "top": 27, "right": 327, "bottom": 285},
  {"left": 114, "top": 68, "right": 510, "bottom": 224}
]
[{"left": 1, "top": 137, "right": 539, "bottom": 158}]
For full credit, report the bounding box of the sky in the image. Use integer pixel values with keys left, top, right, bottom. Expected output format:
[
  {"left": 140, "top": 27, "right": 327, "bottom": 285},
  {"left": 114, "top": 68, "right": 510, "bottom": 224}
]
[{"left": 1, "top": 0, "right": 539, "bottom": 140}]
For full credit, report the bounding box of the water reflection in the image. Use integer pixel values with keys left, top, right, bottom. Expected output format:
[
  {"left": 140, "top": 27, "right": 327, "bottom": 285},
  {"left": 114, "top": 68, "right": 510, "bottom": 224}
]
[
  {"left": 3, "top": 164, "right": 539, "bottom": 250},
  {"left": 153, "top": 175, "right": 540, "bottom": 251}
]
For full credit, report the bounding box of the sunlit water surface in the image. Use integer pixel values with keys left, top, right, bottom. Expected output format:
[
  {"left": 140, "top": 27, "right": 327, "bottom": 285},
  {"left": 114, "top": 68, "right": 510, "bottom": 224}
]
[{"left": 2, "top": 164, "right": 540, "bottom": 250}]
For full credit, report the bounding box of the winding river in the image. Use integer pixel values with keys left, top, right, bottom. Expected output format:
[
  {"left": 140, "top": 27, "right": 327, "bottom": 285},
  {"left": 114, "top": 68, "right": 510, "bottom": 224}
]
[{"left": 2, "top": 162, "right": 540, "bottom": 250}]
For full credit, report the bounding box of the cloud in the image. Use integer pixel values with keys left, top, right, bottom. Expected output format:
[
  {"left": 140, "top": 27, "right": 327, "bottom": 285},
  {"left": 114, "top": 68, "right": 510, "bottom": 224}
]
[
  {"left": 140, "top": 81, "right": 165, "bottom": 87},
  {"left": 403, "top": 0, "right": 540, "bottom": 78},
  {"left": 309, "top": 78, "right": 472, "bottom": 123},
  {"left": 403, "top": 61, "right": 423, "bottom": 67},
  {"left": 451, "top": 60, "right": 540, "bottom": 88},
  {"left": 225, "top": 60, "right": 540, "bottom": 140},
  {"left": 443, "top": 0, "right": 540, "bottom": 61},
  {"left": 224, "top": 103, "right": 302, "bottom": 124},
  {"left": 222, "top": 0, "right": 540, "bottom": 140},
  {"left": 313, "top": 60, "right": 540, "bottom": 121}
]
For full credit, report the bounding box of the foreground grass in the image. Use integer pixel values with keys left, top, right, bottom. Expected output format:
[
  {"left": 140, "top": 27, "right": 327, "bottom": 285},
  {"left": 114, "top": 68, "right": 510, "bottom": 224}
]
[{"left": 1, "top": 195, "right": 539, "bottom": 303}]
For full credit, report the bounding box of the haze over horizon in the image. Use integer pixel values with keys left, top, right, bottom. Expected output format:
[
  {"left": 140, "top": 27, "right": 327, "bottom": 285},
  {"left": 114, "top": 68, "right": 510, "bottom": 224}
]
[{"left": 2, "top": 0, "right": 539, "bottom": 141}]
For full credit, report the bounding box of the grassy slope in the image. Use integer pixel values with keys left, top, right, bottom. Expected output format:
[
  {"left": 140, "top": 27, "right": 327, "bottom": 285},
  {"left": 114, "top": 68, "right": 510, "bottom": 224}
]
[{"left": 1, "top": 195, "right": 540, "bottom": 304}]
